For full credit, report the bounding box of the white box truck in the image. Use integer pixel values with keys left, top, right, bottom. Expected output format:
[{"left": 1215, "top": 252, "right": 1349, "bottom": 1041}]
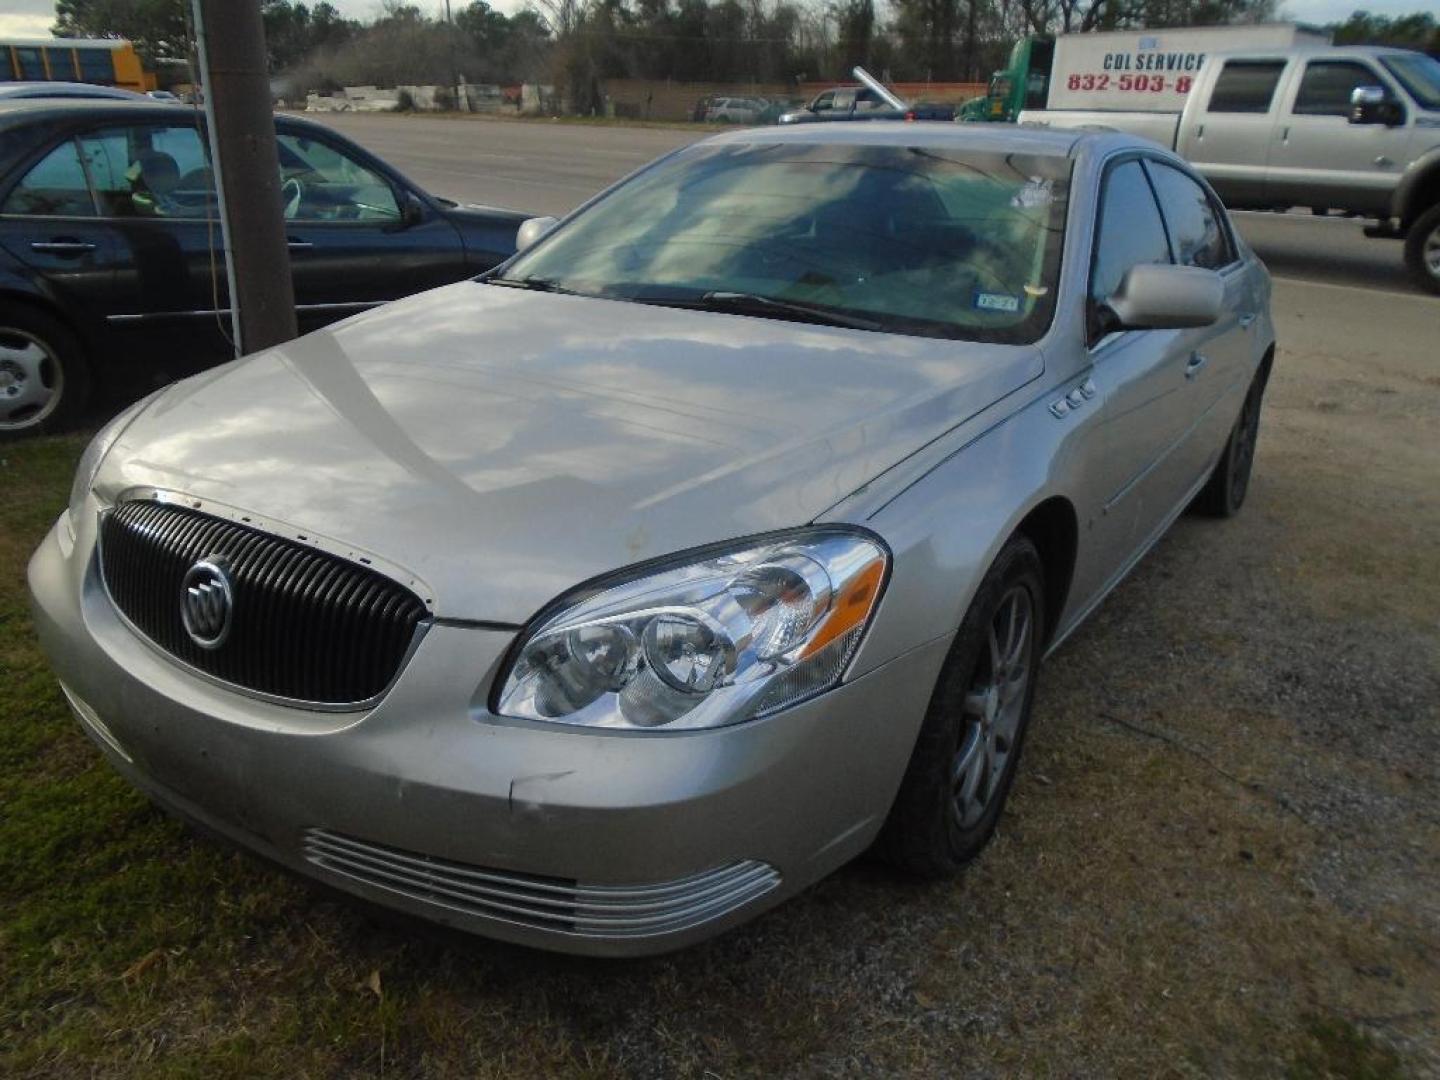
[{"left": 960, "top": 24, "right": 1329, "bottom": 125}]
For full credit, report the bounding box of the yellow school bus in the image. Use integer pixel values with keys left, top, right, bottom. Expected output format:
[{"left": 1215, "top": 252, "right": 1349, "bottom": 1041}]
[{"left": 0, "top": 38, "right": 156, "bottom": 91}]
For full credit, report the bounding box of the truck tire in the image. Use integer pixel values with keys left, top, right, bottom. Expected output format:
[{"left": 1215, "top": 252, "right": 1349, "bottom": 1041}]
[{"left": 1404, "top": 203, "right": 1440, "bottom": 296}]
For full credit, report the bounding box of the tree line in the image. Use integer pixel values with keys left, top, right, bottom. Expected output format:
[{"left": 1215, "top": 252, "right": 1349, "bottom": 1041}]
[{"left": 50, "top": 0, "right": 1440, "bottom": 101}]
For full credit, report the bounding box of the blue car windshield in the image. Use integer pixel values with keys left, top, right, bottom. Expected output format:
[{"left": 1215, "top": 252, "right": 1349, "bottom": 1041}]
[{"left": 501, "top": 142, "right": 1072, "bottom": 344}]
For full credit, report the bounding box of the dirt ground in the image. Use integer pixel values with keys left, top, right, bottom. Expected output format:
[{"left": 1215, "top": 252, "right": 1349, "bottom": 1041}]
[{"left": 1, "top": 276, "right": 1437, "bottom": 1078}]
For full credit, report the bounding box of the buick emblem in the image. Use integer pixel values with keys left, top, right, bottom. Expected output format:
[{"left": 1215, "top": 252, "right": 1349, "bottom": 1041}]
[{"left": 180, "top": 557, "right": 234, "bottom": 650}]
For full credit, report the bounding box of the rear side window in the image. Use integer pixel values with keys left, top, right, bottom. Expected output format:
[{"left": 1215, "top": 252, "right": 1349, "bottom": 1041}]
[
  {"left": 1, "top": 140, "right": 94, "bottom": 217},
  {"left": 1145, "top": 161, "right": 1233, "bottom": 270},
  {"left": 78, "top": 125, "right": 215, "bottom": 218},
  {"left": 1090, "top": 160, "right": 1171, "bottom": 314},
  {"left": 1207, "top": 61, "right": 1286, "bottom": 113},
  {"left": 1293, "top": 61, "right": 1389, "bottom": 116}
]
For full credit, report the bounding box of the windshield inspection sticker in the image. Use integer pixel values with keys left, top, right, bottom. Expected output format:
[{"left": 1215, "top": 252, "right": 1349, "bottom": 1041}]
[
  {"left": 1010, "top": 177, "right": 1054, "bottom": 209},
  {"left": 975, "top": 291, "right": 1022, "bottom": 313}
]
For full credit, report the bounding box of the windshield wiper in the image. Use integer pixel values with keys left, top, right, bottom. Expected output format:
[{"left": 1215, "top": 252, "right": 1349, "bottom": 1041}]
[
  {"left": 641, "top": 290, "right": 883, "bottom": 332},
  {"left": 484, "top": 275, "right": 574, "bottom": 294}
]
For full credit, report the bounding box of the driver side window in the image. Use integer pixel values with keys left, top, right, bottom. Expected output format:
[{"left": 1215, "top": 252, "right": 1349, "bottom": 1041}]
[
  {"left": 275, "top": 133, "right": 401, "bottom": 222},
  {"left": 1089, "top": 159, "right": 1171, "bottom": 343},
  {"left": 1293, "top": 61, "right": 1391, "bottom": 117}
]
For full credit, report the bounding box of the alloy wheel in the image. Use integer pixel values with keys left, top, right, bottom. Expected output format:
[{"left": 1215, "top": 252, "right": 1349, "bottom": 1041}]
[
  {"left": 0, "top": 328, "right": 64, "bottom": 431},
  {"left": 951, "top": 584, "right": 1035, "bottom": 829},
  {"left": 1425, "top": 222, "right": 1440, "bottom": 280}
]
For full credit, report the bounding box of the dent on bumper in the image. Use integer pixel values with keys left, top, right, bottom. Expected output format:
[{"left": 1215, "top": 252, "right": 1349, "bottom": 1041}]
[{"left": 28, "top": 517, "right": 950, "bottom": 955}]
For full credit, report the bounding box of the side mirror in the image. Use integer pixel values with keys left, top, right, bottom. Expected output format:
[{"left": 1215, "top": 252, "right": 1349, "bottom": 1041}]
[
  {"left": 1349, "top": 85, "right": 1404, "bottom": 126},
  {"left": 401, "top": 191, "right": 426, "bottom": 226},
  {"left": 1103, "top": 264, "right": 1223, "bottom": 332},
  {"left": 515, "top": 215, "right": 558, "bottom": 253}
]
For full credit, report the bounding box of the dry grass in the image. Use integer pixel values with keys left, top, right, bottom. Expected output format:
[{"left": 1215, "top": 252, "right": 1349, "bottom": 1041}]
[{"left": 1, "top": 284, "right": 1436, "bottom": 1076}]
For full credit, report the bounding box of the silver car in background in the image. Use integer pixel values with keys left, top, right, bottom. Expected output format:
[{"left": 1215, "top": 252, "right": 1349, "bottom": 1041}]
[{"left": 30, "top": 125, "right": 1275, "bottom": 955}]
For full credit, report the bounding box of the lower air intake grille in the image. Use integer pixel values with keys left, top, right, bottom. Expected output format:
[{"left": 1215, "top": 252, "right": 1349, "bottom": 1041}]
[
  {"left": 99, "top": 500, "right": 427, "bottom": 706},
  {"left": 302, "top": 828, "right": 780, "bottom": 939}
]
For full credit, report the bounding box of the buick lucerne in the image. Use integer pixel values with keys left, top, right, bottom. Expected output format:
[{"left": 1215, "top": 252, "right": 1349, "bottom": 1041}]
[{"left": 29, "top": 125, "right": 1275, "bottom": 956}]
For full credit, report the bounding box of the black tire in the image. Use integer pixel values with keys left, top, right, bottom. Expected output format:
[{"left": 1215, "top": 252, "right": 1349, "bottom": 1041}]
[
  {"left": 1403, "top": 203, "right": 1440, "bottom": 296},
  {"left": 1192, "top": 365, "right": 1266, "bottom": 518},
  {"left": 876, "top": 535, "right": 1045, "bottom": 877},
  {"left": 0, "top": 305, "right": 91, "bottom": 438}
]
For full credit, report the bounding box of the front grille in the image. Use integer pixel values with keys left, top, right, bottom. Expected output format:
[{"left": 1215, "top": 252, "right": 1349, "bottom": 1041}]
[
  {"left": 99, "top": 500, "right": 427, "bottom": 706},
  {"left": 302, "top": 828, "right": 781, "bottom": 939}
]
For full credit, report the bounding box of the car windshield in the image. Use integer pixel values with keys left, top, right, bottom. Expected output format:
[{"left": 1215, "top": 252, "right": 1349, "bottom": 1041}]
[
  {"left": 1381, "top": 53, "right": 1440, "bottom": 110},
  {"left": 500, "top": 142, "right": 1071, "bottom": 344}
]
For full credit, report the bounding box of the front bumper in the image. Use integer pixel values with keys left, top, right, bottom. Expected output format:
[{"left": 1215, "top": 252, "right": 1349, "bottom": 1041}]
[{"left": 28, "top": 515, "right": 949, "bottom": 956}]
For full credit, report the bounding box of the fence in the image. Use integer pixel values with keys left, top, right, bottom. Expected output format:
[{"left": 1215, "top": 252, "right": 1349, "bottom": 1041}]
[{"left": 599, "top": 78, "right": 986, "bottom": 121}]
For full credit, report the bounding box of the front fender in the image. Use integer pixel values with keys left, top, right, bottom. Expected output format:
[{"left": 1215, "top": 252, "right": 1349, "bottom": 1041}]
[
  {"left": 831, "top": 378, "right": 1078, "bottom": 683},
  {"left": 1389, "top": 143, "right": 1440, "bottom": 225}
]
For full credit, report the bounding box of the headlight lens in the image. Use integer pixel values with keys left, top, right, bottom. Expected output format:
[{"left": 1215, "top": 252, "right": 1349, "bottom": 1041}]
[{"left": 495, "top": 530, "right": 887, "bottom": 731}]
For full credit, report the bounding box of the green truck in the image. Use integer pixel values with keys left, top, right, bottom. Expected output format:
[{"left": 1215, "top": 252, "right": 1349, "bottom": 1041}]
[{"left": 959, "top": 37, "right": 1054, "bottom": 122}]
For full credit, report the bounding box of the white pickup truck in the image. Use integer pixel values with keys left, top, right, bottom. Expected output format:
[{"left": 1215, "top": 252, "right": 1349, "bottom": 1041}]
[{"left": 1021, "top": 46, "right": 1440, "bottom": 293}]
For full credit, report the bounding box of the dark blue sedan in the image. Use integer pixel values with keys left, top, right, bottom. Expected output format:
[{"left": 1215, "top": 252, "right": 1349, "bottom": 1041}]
[{"left": 0, "top": 99, "right": 529, "bottom": 435}]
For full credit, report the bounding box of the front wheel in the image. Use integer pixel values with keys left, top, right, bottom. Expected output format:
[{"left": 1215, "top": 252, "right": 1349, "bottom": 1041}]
[
  {"left": 1404, "top": 203, "right": 1440, "bottom": 296},
  {"left": 876, "top": 535, "right": 1044, "bottom": 877}
]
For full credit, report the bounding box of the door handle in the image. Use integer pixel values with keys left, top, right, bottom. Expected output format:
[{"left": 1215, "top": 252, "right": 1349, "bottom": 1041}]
[
  {"left": 1239, "top": 313, "right": 1256, "bottom": 330},
  {"left": 286, "top": 239, "right": 313, "bottom": 250},
  {"left": 1185, "top": 352, "right": 1209, "bottom": 380},
  {"left": 30, "top": 240, "right": 97, "bottom": 255}
]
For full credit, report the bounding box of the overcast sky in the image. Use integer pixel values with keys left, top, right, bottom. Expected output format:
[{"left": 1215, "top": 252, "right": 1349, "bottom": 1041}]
[{"left": 2, "top": 0, "right": 1436, "bottom": 45}]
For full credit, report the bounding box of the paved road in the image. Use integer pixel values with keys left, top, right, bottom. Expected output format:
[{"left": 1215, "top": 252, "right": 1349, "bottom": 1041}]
[
  {"left": 314, "top": 113, "right": 695, "bottom": 218},
  {"left": 313, "top": 112, "right": 1432, "bottom": 301}
]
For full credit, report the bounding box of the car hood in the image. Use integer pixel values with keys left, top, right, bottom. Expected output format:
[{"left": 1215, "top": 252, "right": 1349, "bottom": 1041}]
[
  {"left": 103, "top": 281, "right": 1040, "bottom": 623},
  {"left": 447, "top": 202, "right": 530, "bottom": 225}
]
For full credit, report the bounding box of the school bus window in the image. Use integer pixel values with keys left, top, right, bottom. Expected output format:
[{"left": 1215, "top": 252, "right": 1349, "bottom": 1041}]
[
  {"left": 77, "top": 48, "right": 113, "bottom": 83},
  {"left": 15, "top": 47, "right": 45, "bottom": 79}
]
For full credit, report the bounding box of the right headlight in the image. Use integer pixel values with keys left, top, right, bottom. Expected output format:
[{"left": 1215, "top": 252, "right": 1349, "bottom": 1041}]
[
  {"left": 494, "top": 529, "right": 888, "bottom": 731},
  {"left": 67, "top": 389, "right": 163, "bottom": 521}
]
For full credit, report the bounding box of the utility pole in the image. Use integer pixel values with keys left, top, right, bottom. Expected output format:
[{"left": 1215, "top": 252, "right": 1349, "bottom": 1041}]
[
  {"left": 444, "top": 0, "right": 467, "bottom": 113},
  {"left": 191, "top": 0, "right": 297, "bottom": 356}
]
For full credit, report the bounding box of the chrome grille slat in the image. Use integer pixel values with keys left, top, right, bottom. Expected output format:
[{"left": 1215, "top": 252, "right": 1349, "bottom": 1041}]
[
  {"left": 304, "top": 833, "right": 775, "bottom": 915},
  {"left": 302, "top": 828, "right": 781, "bottom": 939},
  {"left": 99, "top": 501, "right": 427, "bottom": 706}
]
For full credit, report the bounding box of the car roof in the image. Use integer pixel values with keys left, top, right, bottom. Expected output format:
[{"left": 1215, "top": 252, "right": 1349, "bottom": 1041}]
[
  {"left": 0, "top": 97, "right": 193, "bottom": 136},
  {"left": 0, "top": 81, "right": 149, "bottom": 100},
  {"left": 0, "top": 97, "right": 186, "bottom": 117},
  {"left": 0, "top": 99, "right": 344, "bottom": 140},
  {"left": 700, "top": 120, "right": 1103, "bottom": 158},
  {"left": 1207, "top": 44, "right": 1426, "bottom": 61}
]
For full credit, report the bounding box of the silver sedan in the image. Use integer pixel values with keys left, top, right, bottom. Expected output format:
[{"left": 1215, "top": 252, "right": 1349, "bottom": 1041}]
[{"left": 29, "top": 124, "right": 1275, "bottom": 956}]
